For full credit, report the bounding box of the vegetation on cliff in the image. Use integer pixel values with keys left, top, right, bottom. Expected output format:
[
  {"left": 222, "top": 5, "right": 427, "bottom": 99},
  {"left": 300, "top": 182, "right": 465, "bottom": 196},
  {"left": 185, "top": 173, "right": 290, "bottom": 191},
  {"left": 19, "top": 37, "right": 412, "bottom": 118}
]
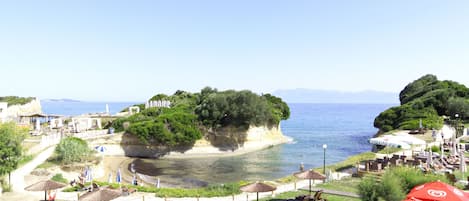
[
  {"left": 0, "top": 96, "right": 35, "bottom": 106},
  {"left": 374, "top": 74, "right": 469, "bottom": 132},
  {"left": 112, "top": 87, "right": 290, "bottom": 146}
]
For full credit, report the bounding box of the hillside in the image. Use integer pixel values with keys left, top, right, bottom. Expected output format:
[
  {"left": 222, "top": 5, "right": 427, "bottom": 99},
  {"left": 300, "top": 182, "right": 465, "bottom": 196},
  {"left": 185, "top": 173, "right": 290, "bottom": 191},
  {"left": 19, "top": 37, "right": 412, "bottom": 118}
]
[
  {"left": 111, "top": 87, "right": 290, "bottom": 147},
  {"left": 374, "top": 74, "right": 469, "bottom": 132}
]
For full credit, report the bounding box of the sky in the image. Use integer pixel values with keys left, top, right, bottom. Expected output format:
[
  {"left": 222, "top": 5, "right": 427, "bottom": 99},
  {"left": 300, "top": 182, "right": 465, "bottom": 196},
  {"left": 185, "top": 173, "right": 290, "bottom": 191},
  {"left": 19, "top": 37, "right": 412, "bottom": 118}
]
[{"left": 0, "top": 1, "right": 468, "bottom": 102}]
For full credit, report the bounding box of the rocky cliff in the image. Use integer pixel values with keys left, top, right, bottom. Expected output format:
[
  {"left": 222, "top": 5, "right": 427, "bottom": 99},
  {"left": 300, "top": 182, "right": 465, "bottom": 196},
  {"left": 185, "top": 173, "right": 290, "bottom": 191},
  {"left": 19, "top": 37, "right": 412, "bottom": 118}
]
[
  {"left": 89, "top": 124, "right": 290, "bottom": 158},
  {"left": 7, "top": 98, "right": 42, "bottom": 115}
]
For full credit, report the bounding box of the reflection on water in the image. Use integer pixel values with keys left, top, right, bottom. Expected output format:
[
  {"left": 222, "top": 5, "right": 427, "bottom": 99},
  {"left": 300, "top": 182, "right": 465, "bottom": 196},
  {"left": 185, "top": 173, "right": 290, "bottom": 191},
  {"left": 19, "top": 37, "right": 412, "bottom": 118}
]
[{"left": 130, "top": 145, "right": 287, "bottom": 187}]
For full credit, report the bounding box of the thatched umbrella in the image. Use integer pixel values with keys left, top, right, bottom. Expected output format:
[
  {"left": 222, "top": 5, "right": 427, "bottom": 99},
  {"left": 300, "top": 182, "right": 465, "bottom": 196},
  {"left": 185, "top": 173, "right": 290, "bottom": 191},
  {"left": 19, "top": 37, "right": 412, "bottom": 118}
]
[
  {"left": 78, "top": 188, "right": 121, "bottom": 201},
  {"left": 294, "top": 170, "right": 326, "bottom": 196},
  {"left": 24, "top": 180, "right": 66, "bottom": 201},
  {"left": 240, "top": 181, "right": 276, "bottom": 201}
]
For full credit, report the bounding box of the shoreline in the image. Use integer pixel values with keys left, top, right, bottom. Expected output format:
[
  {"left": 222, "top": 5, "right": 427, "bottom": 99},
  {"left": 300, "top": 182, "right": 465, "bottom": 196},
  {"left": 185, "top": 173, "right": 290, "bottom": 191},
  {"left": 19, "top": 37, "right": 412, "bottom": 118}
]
[
  {"left": 89, "top": 125, "right": 292, "bottom": 159},
  {"left": 160, "top": 135, "right": 294, "bottom": 159}
]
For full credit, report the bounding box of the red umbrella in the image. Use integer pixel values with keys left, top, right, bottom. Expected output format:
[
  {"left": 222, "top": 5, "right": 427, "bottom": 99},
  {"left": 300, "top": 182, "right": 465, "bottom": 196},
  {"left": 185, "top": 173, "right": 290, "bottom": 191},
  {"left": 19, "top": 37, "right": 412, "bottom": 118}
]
[{"left": 406, "top": 181, "right": 469, "bottom": 201}]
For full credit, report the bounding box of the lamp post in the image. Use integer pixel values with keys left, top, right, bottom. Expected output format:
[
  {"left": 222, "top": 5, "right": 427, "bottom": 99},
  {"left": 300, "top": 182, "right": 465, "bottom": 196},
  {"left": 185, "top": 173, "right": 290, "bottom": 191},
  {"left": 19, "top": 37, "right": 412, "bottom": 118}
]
[
  {"left": 322, "top": 144, "right": 327, "bottom": 174},
  {"left": 455, "top": 114, "right": 460, "bottom": 138}
]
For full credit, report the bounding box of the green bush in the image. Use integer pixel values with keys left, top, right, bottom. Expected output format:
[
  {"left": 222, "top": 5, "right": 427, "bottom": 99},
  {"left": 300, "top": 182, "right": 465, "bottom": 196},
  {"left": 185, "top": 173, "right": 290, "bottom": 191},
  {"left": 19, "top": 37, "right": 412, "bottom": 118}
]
[
  {"left": 51, "top": 173, "right": 68, "bottom": 183},
  {"left": 359, "top": 167, "right": 450, "bottom": 201},
  {"left": 358, "top": 176, "right": 380, "bottom": 201},
  {"left": 430, "top": 145, "right": 440, "bottom": 153},
  {"left": 55, "top": 137, "right": 93, "bottom": 164},
  {"left": 380, "top": 173, "right": 405, "bottom": 201}
]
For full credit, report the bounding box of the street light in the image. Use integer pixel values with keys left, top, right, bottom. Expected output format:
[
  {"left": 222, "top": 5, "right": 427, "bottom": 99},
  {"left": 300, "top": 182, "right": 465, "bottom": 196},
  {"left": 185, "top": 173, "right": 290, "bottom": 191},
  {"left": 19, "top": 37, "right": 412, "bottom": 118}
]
[
  {"left": 322, "top": 144, "right": 327, "bottom": 174},
  {"left": 455, "top": 114, "right": 460, "bottom": 138}
]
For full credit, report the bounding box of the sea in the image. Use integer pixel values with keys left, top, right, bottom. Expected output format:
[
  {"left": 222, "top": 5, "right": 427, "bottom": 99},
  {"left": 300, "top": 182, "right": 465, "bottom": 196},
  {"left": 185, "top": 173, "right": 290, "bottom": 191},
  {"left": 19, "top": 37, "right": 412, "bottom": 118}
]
[{"left": 41, "top": 101, "right": 394, "bottom": 186}]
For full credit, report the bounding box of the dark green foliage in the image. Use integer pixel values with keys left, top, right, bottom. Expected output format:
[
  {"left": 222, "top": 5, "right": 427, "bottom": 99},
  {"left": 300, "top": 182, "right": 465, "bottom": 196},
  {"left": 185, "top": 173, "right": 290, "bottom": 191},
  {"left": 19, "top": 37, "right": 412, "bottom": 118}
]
[
  {"left": 0, "top": 96, "right": 35, "bottom": 106},
  {"left": 150, "top": 94, "right": 169, "bottom": 101},
  {"left": 195, "top": 90, "right": 275, "bottom": 128},
  {"left": 399, "top": 74, "right": 439, "bottom": 105},
  {"left": 112, "top": 87, "right": 289, "bottom": 147},
  {"left": 447, "top": 97, "right": 469, "bottom": 118},
  {"left": 263, "top": 93, "right": 291, "bottom": 124},
  {"left": 127, "top": 106, "right": 202, "bottom": 146},
  {"left": 374, "top": 105, "right": 442, "bottom": 132},
  {"left": 375, "top": 74, "right": 468, "bottom": 132},
  {"left": 55, "top": 137, "right": 93, "bottom": 164},
  {"left": 0, "top": 123, "right": 27, "bottom": 177}
]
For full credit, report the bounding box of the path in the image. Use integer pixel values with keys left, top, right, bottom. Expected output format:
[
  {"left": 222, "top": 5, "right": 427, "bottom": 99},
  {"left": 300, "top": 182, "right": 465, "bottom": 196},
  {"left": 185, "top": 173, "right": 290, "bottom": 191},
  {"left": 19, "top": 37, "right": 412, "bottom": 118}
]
[{"left": 9, "top": 145, "right": 56, "bottom": 192}]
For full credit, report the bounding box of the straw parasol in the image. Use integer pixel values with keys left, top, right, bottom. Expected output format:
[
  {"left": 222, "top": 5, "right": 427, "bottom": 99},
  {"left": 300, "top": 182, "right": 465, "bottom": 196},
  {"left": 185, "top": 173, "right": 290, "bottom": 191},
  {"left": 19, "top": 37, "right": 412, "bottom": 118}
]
[
  {"left": 78, "top": 188, "right": 121, "bottom": 201},
  {"left": 294, "top": 169, "right": 326, "bottom": 196},
  {"left": 240, "top": 181, "right": 276, "bottom": 201},
  {"left": 24, "top": 180, "right": 66, "bottom": 201}
]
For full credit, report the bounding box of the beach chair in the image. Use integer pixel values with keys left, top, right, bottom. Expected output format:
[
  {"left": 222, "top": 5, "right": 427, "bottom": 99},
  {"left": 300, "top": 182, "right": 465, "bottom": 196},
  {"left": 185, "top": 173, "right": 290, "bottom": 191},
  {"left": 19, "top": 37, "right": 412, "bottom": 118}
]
[
  {"left": 92, "top": 182, "right": 100, "bottom": 190},
  {"left": 312, "top": 190, "right": 327, "bottom": 201},
  {"left": 78, "top": 183, "right": 89, "bottom": 191}
]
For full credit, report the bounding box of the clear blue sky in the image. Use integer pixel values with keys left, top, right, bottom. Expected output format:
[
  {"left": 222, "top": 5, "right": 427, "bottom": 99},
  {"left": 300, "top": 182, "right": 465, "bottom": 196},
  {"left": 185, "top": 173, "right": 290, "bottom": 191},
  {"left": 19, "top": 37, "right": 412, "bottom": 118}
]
[{"left": 1, "top": 1, "right": 468, "bottom": 101}]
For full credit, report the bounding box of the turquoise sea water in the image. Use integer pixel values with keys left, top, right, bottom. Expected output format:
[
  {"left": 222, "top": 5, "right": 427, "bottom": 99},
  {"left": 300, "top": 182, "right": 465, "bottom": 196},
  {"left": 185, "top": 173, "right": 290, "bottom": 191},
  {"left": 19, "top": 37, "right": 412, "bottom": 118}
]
[
  {"left": 42, "top": 102, "right": 394, "bottom": 186},
  {"left": 41, "top": 101, "right": 136, "bottom": 116}
]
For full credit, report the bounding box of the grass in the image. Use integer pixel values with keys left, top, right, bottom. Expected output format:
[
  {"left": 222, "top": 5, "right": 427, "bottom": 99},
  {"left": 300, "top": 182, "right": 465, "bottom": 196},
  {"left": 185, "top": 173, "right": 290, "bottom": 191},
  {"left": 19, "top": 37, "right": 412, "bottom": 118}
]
[
  {"left": 18, "top": 155, "right": 34, "bottom": 167},
  {"left": 275, "top": 175, "right": 297, "bottom": 184},
  {"left": 36, "top": 156, "right": 61, "bottom": 169},
  {"left": 64, "top": 181, "right": 247, "bottom": 197},
  {"left": 51, "top": 173, "right": 68, "bottom": 183},
  {"left": 411, "top": 130, "right": 435, "bottom": 143},
  {"left": 314, "top": 152, "right": 376, "bottom": 172},
  {"left": 258, "top": 189, "right": 360, "bottom": 201},
  {"left": 315, "top": 177, "right": 361, "bottom": 194},
  {"left": 377, "top": 147, "right": 402, "bottom": 154}
]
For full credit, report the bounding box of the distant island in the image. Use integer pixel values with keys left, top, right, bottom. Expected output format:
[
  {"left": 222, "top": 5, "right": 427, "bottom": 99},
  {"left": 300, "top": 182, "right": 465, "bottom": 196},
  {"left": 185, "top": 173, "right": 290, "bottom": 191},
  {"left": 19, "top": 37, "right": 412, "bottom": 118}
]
[
  {"left": 374, "top": 74, "right": 469, "bottom": 133},
  {"left": 42, "top": 98, "right": 82, "bottom": 102},
  {"left": 272, "top": 89, "right": 398, "bottom": 103}
]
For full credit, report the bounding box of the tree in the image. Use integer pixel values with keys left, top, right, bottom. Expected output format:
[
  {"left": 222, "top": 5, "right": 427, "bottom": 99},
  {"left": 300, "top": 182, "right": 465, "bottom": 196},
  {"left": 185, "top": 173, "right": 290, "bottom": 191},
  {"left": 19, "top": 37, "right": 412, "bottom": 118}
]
[
  {"left": 375, "top": 74, "right": 468, "bottom": 132},
  {"left": 0, "top": 122, "right": 28, "bottom": 186},
  {"left": 447, "top": 97, "right": 469, "bottom": 119},
  {"left": 55, "top": 137, "right": 93, "bottom": 164}
]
